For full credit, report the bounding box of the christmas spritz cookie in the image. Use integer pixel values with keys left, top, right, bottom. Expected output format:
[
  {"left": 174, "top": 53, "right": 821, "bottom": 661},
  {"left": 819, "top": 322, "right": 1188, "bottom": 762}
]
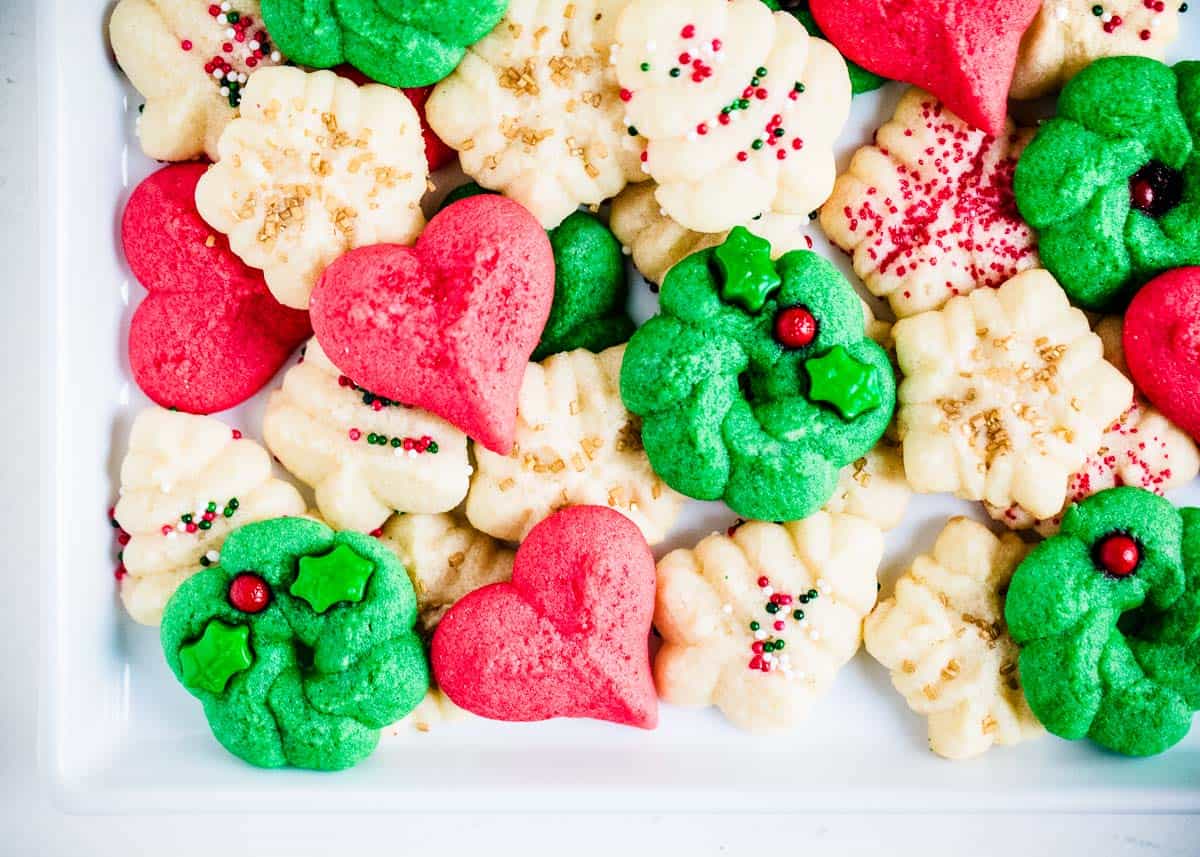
[
  {"left": 819, "top": 89, "right": 1039, "bottom": 319},
  {"left": 1011, "top": 0, "right": 1182, "bottom": 99},
  {"left": 113, "top": 408, "right": 305, "bottom": 626},
  {"left": 986, "top": 315, "right": 1199, "bottom": 534},
  {"left": 894, "top": 269, "right": 1132, "bottom": 520},
  {"left": 465, "top": 345, "right": 684, "bottom": 545},
  {"left": 262, "top": 338, "right": 470, "bottom": 535},
  {"left": 613, "top": 0, "right": 851, "bottom": 233},
  {"left": 655, "top": 514, "right": 882, "bottom": 733},
  {"left": 826, "top": 443, "right": 911, "bottom": 532},
  {"left": 161, "top": 517, "right": 429, "bottom": 769},
  {"left": 424, "top": 0, "right": 645, "bottom": 229},
  {"left": 194, "top": 66, "right": 428, "bottom": 309},
  {"left": 110, "top": 0, "right": 286, "bottom": 161},
  {"left": 864, "top": 518, "right": 1043, "bottom": 760}
]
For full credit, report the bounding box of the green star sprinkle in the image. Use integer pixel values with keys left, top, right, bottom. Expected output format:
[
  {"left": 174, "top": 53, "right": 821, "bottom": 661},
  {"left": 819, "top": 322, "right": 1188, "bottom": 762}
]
[
  {"left": 179, "top": 620, "right": 253, "bottom": 694},
  {"left": 805, "top": 345, "right": 885, "bottom": 420},
  {"left": 715, "top": 226, "right": 781, "bottom": 313},
  {"left": 290, "top": 544, "right": 375, "bottom": 614}
]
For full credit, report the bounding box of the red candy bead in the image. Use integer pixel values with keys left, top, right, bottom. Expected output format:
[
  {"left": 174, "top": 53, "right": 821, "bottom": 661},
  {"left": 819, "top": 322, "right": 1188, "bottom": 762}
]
[
  {"left": 619, "top": 88, "right": 633, "bottom": 102},
  {"left": 774, "top": 305, "right": 818, "bottom": 348},
  {"left": 228, "top": 572, "right": 271, "bottom": 613},
  {"left": 757, "top": 576, "right": 769, "bottom": 587},
  {"left": 1096, "top": 533, "right": 1140, "bottom": 577},
  {"left": 181, "top": 39, "right": 193, "bottom": 51}
]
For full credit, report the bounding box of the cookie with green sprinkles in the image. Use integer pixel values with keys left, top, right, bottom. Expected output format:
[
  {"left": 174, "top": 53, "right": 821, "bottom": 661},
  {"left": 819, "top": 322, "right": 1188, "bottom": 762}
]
[
  {"left": 440, "top": 183, "right": 634, "bottom": 360},
  {"left": 619, "top": 227, "right": 895, "bottom": 522},
  {"left": 1005, "top": 487, "right": 1200, "bottom": 757},
  {"left": 1013, "top": 56, "right": 1200, "bottom": 310},
  {"left": 259, "top": 0, "right": 508, "bottom": 87},
  {"left": 161, "top": 517, "right": 429, "bottom": 770}
]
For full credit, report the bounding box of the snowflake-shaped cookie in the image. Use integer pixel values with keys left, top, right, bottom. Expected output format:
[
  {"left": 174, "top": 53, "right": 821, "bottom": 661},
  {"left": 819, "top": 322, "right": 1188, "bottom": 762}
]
[
  {"left": 424, "top": 0, "right": 645, "bottom": 229},
  {"left": 609, "top": 180, "right": 814, "bottom": 284},
  {"left": 820, "top": 89, "right": 1040, "bottom": 319},
  {"left": 655, "top": 513, "right": 881, "bottom": 733},
  {"left": 262, "top": 338, "right": 470, "bottom": 534},
  {"left": 110, "top": 0, "right": 287, "bottom": 161},
  {"left": 465, "top": 344, "right": 684, "bottom": 544},
  {"left": 894, "top": 269, "right": 1133, "bottom": 520},
  {"left": 613, "top": 0, "right": 850, "bottom": 234},
  {"left": 194, "top": 66, "right": 428, "bottom": 308},
  {"left": 986, "top": 315, "right": 1200, "bottom": 534},
  {"left": 864, "top": 517, "right": 1044, "bottom": 759},
  {"left": 1011, "top": 0, "right": 1181, "bottom": 99},
  {"left": 113, "top": 407, "right": 305, "bottom": 625}
]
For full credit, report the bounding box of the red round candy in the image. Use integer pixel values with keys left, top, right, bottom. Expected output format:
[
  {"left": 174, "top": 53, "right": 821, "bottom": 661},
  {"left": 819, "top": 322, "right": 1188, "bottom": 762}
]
[
  {"left": 1096, "top": 533, "right": 1140, "bottom": 578},
  {"left": 774, "top": 306, "right": 818, "bottom": 348},
  {"left": 228, "top": 573, "right": 271, "bottom": 613}
]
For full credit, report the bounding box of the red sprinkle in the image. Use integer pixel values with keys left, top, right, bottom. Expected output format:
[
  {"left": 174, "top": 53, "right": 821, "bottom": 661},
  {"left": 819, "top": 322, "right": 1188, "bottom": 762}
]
[
  {"left": 348, "top": 428, "right": 362, "bottom": 441},
  {"left": 619, "top": 88, "right": 633, "bottom": 102},
  {"left": 181, "top": 39, "right": 193, "bottom": 51},
  {"left": 757, "top": 576, "right": 770, "bottom": 587},
  {"left": 231, "top": 429, "right": 242, "bottom": 439},
  {"left": 681, "top": 24, "right": 696, "bottom": 38}
]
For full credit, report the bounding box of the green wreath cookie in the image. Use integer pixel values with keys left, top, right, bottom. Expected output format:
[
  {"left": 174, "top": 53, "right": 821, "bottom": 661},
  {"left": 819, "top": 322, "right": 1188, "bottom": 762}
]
[
  {"left": 161, "top": 517, "right": 429, "bottom": 770},
  {"left": 440, "top": 183, "right": 634, "bottom": 360},
  {"left": 260, "top": 0, "right": 508, "bottom": 88},
  {"left": 1014, "top": 57, "right": 1200, "bottom": 310},
  {"left": 761, "top": 0, "right": 887, "bottom": 95},
  {"left": 619, "top": 227, "right": 895, "bottom": 522},
  {"left": 1006, "top": 487, "right": 1200, "bottom": 757}
]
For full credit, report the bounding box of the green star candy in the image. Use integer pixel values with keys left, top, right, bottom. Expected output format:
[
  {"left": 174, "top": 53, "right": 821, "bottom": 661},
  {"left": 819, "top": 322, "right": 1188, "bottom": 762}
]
[
  {"left": 715, "top": 226, "right": 781, "bottom": 313},
  {"left": 290, "top": 544, "right": 375, "bottom": 614},
  {"left": 179, "top": 620, "right": 253, "bottom": 694},
  {"left": 805, "top": 345, "right": 885, "bottom": 420}
]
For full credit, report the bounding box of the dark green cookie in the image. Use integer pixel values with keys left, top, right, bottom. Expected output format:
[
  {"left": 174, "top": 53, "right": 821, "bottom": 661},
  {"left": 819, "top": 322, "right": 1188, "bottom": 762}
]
[
  {"left": 619, "top": 227, "right": 895, "bottom": 522},
  {"left": 441, "top": 183, "right": 634, "bottom": 360},
  {"left": 161, "top": 517, "right": 429, "bottom": 770},
  {"left": 1005, "top": 487, "right": 1200, "bottom": 757},
  {"left": 1014, "top": 57, "right": 1200, "bottom": 311},
  {"left": 759, "top": 0, "right": 887, "bottom": 94},
  {"left": 260, "top": 0, "right": 508, "bottom": 87}
]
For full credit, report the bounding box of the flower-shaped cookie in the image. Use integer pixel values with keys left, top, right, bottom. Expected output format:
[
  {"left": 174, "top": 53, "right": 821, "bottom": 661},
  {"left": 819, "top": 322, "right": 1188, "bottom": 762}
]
[
  {"left": 614, "top": 0, "right": 851, "bottom": 233},
  {"left": 621, "top": 227, "right": 895, "bottom": 522},
  {"left": 263, "top": 339, "right": 470, "bottom": 535},
  {"left": 161, "top": 518, "right": 429, "bottom": 769},
  {"left": 1011, "top": 0, "right": 1181, "bottom": 99},
  {"left": 114, "top": 408, "right": 305, "bottom": 626},
  {"left": 986, "top": 315, "right": 1199, "bottom": 534},
  {"left": 894, "top": 269, "right": 1132, "bottom": 520},
  {"left": 260, "top": 0, "right": 507, "bottom": 87},
  {"left": 864, "top": 517, "right": 1043, "bottom": 759},
  {"left": 378, "top": 512, "right": 515, "bottom": 633},
  {"left": 609, "top": 180, "right": 814, "bottom": 285},
  {"left": 826, "top": 443, "right": 911, "bottom": 532},
  {"left": 820, "top": 88, "right": 1040, "bottom": 319},
  {"left": 1014, "top": 57, "right": 1200, "bottom": 310},
  {"left": 465, "top": 344, "right": 684, "bottom": 544},
  {"left": 424, "top": 0, "right": 645, "bottom": 229},
  {"left": 110, "top": 0, "right": 287, "bottom": 161},
  {"left": 655, "top": 513, "right": 881, "bottom": 733},
  {"left": 194, "top": 66, "right": 428, "bottom": 308},
  {"left": 1006, "top": 487, "right": 1200, "bottom": 756}
]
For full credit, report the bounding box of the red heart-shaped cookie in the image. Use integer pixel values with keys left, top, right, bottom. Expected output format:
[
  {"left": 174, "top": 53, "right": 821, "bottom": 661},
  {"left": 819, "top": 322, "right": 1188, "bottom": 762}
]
[
  {"left": 309, "top": 194, "right": 555, "bottom": 454},
  {"left": 808, "top": 0, "right": 1040, "bottom": 135},
  {"left": 122, "top": 164, "right": 312, "bottom": 414},
  {"left": 431, "top": 506, "right": 658, "bottom": 729}
]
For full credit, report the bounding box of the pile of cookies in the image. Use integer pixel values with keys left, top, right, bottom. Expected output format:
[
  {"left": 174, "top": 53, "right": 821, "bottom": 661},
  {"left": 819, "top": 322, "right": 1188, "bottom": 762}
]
[{"left": 108, "top": 0, "right": 1200, "bottom": 770}]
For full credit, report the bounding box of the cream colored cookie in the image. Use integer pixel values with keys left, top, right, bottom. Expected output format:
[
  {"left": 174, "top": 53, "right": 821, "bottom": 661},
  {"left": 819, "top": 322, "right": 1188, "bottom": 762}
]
[
  {"left": 864, "top": 517, "right": 1044, "bottom": 759},
  {"left": 110, "top": 0, "right": 286, "bottom": 162},
  {"left": 465, "top": 345, "right": 684, "bottom": 544},
  {"left": 262, "top": 338, "right": 471, "bottom": 534},
  {"left": 986, "top": 315, "right": 1200, "bottom": 534},
  {"left": 655, "top": 514, "right": 881, "bottom": 733},
  {"left": 613, "top": 0, "right": 850, "bottom": 234},
  {"left": 826, "top": 443, "right": 911, "bottom": 532},
  {"left": 194, "top": 67, "right": 428, "bottom": 309},
  {"left": 425, "top": 0, "right": 644, "bottom": 229},
  {"left": 820, "top": 89, "right": 1039, "bottom": 319},
  {"left": 894, "top": 269, "right": 1133, "bottom": 520},
  {"left": 113, "top": 407, "right": 305, "bottom": 625},
  {"left": 1011, "top": 0, "right": 1180, "bottom": 99},
  {"left": 397, "top": 688, "right": 470, "bottom": 733},
  {"left": 609, "top": 181, "right": 813, "bottom": 284}
]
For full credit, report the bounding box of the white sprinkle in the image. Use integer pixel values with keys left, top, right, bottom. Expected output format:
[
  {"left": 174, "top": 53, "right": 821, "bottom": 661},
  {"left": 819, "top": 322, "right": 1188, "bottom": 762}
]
[
  {"left": 621, "top": 245, "right": 632, "bottom": 256},
  {"left": 220, "top": 86, "right": 230, "bottom": 97},
  {"left": 249, "top": 40, "right": 261, "bottom": 51},
  {"left": 1152, "top": 16, "right": 1161, "bottom": 27},
  {"left": 763, "top": 653, "right": 774, "bottom": 663},
  {"left": 220, "top": 1, "right": 231, "bottom": 10},
  {"left": 271, "top": 51, "right": 282, "bottom": 62},
  {"left": 641, "top": 163, "right": 651, "bottom": 174},
  {"left": 808, "top": 629, "right": 821, "bottom": 641},
  {"left": 176, "top": 522, "right": 188, "bottom": 533},
  {"left": 646, "top": 40, "right": 656, "bottom": 52},
  {"left": 217, "top": 13, "right": 228, "bottom": 24},
  {"left": 464, "top": 466, "right": 474, "bottom": 477},
  {"left": 393, "top": 448, "right": 404, "bottom": 458},
  {"left": 1054, "top": 4, "right": 1068, "bottom": 22},
  {"left": 762, "top": 586, "right": 773, "bottom": 596},
  {"left": 166, "top": 532, "right": 177, "bottom": 541},
  {"left": 722, "top": 603, "right": 733, "bottom": 614},
  {"left": 1101, "top": 11, "right": 1112, "bottom": 21},
  {"left": 159, "top": 480, "right": 173, "bottom": 493},
  {"left": 206, "top": 550, "right": 220, "bottom": 563},
  {"left": 213, "top": 68, "right": 225, "bottom": 80},
  {"left": 754, "top": 629, "right": 767, "bottom": 641},
  {"left": 407, "top": 449, "right": 418, "bottom": 458},
  {"left": 226, "top": 27, "right": 236, "bottom": 38}
]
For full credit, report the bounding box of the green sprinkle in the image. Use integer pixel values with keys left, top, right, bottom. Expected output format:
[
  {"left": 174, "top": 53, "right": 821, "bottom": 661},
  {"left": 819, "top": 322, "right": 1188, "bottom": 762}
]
[
  {"left": 749, "top": 621, "right": 760, "bottom": 631},
  {"left": 181, "top": 514, "right": 193, "bottom": 524},
  {"left": 640, "top": 62, "right": 650, "bottom": 71},
  {"left": 737, "top": 98, "right": 750, "bottom": 110},
  {"left": 750, "top": 77, "right": 760, "bottom": 88},
  {"left": 756, "top": 66, "right": 768, "bottom": 78},
  {"left": 765, "top": 602, "right": 780, "bottom": 614},
  {"left": 792, "top": 609, "right": 804, "bottom": 621},
  {"left": 229, "top": 498, "right": 239, "bottom": 510},
  {"left": 223, "top": 508, "right": 235, "bottom": 518},
  {"left": 206, "top": 502, "right": 217, "bottom": 513},
  {"left": 198, "top": 520, "right": 212, "bottom": 531},
  {"left": 774, "top": 639, "right": 785, "bottom": 650},
  {"left": 628, "top": 126, "right": 639, "bottom": 136},
  {"left": 391, "top": 437, "right": 402, "bottom": 448},
  {"left": 794, "top": 82, "right": 805, "bottom": 93},
  {"left": 427, "top": 441, "right": 439, "bottom": 454},
  {"left": 773, "top": 128, "right": 785, "bottom": 138},
  {"left": 669, "top": 67, "right": 681, "bottom": 78},
  {"left": 751, "top": 139, "right": 764, "bottom": 150}
]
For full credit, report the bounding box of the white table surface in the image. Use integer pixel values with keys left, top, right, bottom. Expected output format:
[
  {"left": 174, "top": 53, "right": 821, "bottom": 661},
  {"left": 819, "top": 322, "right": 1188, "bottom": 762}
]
[{"left": 2, "top": 1, "right": 1198, "bottom": 853}]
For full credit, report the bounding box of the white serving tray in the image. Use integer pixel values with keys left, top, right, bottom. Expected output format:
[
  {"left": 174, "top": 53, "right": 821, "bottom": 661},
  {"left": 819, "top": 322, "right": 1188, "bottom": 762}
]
[{"left": 40, "top": 0, "right": 1200, "bottom": 813}]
